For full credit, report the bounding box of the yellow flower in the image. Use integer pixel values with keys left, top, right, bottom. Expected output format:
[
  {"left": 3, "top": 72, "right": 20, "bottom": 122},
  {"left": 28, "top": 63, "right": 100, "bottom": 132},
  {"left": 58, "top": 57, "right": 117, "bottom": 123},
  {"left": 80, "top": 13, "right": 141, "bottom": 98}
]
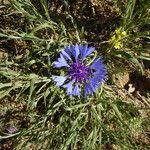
[
  {"left": 121, "top": 31, "right": 127, "bottom": 36},
  {"left": 114, "top": 42, "right": 123, "bottom": 49},
  {"left": 110, "top": 27, "right": 127, "bottom": 49},
  {"left": 111, "top": 35, "right": 116, "bottom": 41},
  {"left": 115, "top": 28, "right": 121, "bottom": 34}
]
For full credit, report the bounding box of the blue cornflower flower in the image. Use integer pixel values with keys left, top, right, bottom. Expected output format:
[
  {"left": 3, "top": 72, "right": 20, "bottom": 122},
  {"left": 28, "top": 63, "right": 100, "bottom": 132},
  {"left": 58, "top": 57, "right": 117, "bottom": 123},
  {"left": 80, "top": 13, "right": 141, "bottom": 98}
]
[{"left": 52, "top": 44, "right": 107, "bottom": 97}]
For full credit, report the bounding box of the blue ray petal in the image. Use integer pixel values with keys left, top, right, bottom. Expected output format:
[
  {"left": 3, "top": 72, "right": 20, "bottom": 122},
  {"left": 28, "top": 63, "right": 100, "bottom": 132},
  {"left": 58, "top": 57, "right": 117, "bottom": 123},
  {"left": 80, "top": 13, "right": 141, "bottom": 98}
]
[
  {"left": 52, "top": 75, "right": 67, "bottom": 86},
  {"left": 90, "top": 58, "right": 107, "bottom": 81},
  {"left": 53, "top": 54, "right": 70, "bottom": 68},
  {"left": 65, "top": 46, "right": 72, "bottom": 57},
  {"left": 79, "top": 44, "right": 87, "bottom": 59},
  {"left": 84, "top": 77, "right": 101, "bottom": 97},
  {"left": 79, "top": 45, "right": 95, "bottom": 59},
  {"left": 73, "top": 83, "right": 80, "bottom": 96},
  {"left": 90, "top": 58, "right": 104, "bottom": 70},
  {"left": 71, "top": 44, "right": 80, "bottom": 61},
  {"left": 62, "top": 48, "right": 72, "bottom": 61},
  {"left": 90, "top": 77, "right": 100, "bottom": 87},
  {"left": 84, "top": 83, "right": 93, "bottom": 97},
  {"left": 93, "top": 71, "right": 107, "bottom": 82},
  {"left": 84, "top": 46, "right": 95, "bottom": 58},
  {"left": 84, "top": 81, "right": 95, "bottom": 97},
  {"left": 63, "top": 80, "right": 75, "bottom": 95}
]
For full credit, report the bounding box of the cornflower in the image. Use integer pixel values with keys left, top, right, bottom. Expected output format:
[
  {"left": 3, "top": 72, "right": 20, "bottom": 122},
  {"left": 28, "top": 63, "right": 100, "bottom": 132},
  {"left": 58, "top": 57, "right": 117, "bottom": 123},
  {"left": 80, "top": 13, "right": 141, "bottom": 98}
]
[{"left": 52, "top": 44, "right": 107, "bottom": 97}]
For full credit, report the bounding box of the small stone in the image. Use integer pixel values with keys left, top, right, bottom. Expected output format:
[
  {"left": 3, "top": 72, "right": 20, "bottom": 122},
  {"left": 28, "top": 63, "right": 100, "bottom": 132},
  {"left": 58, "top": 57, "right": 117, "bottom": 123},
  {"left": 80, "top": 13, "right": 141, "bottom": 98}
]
[{"left": 6, "top": 126, "right": 17, "bottom": 134}]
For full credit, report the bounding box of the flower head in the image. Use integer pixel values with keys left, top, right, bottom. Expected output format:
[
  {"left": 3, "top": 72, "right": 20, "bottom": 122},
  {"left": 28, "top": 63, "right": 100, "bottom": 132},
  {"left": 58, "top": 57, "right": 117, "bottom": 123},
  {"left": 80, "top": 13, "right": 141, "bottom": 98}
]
[
  {"left": 110, "top": 28, "right": 127, "bottom": 49},
  {"left": 52, "top": 44, "right": 107, "bottom": 97}
]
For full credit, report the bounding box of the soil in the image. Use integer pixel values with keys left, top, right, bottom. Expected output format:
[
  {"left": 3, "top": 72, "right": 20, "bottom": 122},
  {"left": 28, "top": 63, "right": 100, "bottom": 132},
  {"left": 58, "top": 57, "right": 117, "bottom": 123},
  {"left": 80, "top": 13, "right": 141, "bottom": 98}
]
[
  {"left": 114, "top": 70, "right": 150, "bottom": 95},
  {"left": 0, "top": 0, "right": 149, "bottom": 149}
]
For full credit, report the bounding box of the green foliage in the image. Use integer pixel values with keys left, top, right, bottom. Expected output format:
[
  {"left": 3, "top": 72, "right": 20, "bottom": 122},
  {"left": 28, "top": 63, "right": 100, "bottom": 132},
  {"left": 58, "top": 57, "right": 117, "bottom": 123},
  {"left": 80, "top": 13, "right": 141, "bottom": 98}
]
[
  {"left": 109, "top": 0, "right": 150, "bottom": 73},
  {"left": 0, "top": 0, "right": 149, "bottom": 149}
]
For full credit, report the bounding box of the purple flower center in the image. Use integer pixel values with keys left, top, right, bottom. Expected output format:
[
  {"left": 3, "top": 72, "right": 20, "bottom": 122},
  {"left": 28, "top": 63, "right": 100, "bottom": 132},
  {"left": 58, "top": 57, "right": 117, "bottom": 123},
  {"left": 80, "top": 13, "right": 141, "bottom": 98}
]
[{"left": 68, "top": 62, "right": 91, "bottom": 82}]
